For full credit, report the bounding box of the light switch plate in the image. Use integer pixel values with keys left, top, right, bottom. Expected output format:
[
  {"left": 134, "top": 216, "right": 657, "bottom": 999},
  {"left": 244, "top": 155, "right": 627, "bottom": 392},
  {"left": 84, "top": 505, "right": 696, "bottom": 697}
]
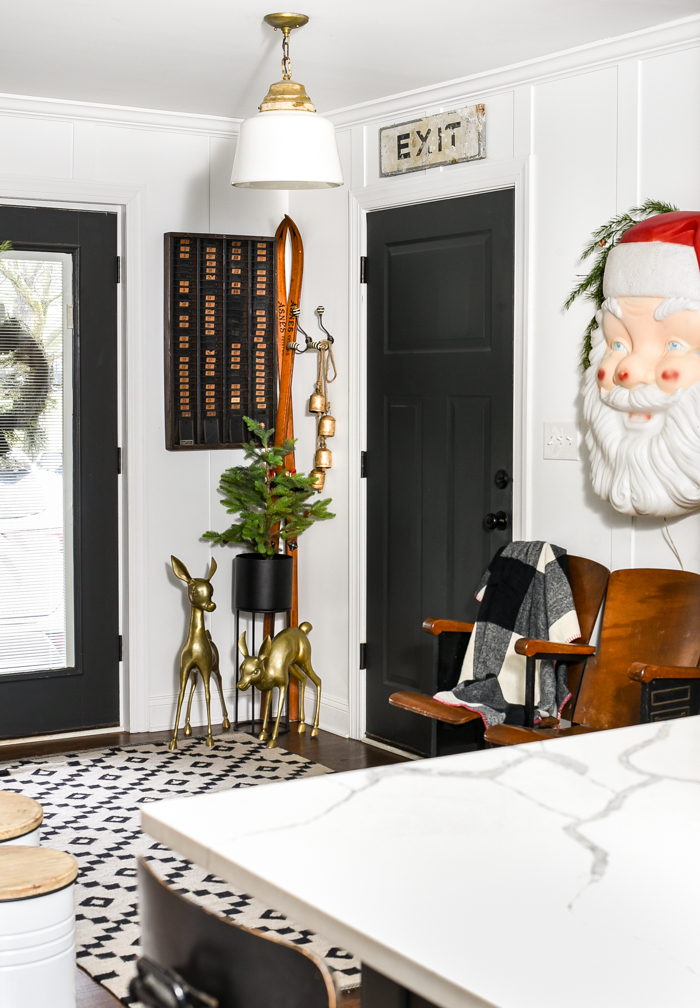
[{"left": 544, "top": 422, "right": 579, "bottom": 460}]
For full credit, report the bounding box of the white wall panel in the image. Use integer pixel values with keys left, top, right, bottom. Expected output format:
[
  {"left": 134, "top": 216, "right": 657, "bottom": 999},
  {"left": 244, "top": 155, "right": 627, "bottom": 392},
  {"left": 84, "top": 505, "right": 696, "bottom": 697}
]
[
  {"left": 633, "top": 45, "right": 700, "bottom": 574},
  {"left": 0, "top": 115, "right": 73, "bottom": 178},
  {"left": 287, "top": 128, "right": 353, "bottom": 733},
  {"left": 640, "top": 46, "right": 700, "bottom": 209},
  {"left": 528, "top": 68, "right": 619, "bottom": 570}
]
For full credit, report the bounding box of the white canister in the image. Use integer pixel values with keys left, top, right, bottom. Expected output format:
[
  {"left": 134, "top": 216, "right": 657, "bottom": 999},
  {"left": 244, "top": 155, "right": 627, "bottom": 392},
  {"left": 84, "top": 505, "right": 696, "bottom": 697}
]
[
  {"left": 2, "top": 827, "right": 41, "bottom": 848},
  {"left": 0, "top": 846, "right": 78, "bottom": 1008},
  {"left": 0, "top": 793, "right": 42, "bottom": 847}
]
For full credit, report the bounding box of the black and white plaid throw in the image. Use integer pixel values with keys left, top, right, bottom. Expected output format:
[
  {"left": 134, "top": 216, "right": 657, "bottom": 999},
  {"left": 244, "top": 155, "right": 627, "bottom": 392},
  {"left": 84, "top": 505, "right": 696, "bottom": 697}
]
[{"left": 433, "top": 541, "right": 580, "bottom": 728}]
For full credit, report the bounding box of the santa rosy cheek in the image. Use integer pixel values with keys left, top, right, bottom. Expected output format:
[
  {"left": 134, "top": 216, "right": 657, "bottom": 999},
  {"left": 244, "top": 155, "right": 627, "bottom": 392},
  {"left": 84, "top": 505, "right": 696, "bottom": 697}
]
[
  {"left": 597, "top": 369, "right": 605, "bottom": 381},
  {"left": 662, "top": 369, "right": 680, "bottom": 381},
  {"left": 617, "top": 370, "right": 629, "bottom": 382}
]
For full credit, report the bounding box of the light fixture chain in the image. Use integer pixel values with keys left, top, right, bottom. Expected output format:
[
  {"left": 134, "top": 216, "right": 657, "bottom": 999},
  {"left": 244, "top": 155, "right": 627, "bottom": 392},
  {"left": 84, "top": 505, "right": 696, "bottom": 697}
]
[{"left": 282, "top": 27, "right": 292, "bottom": 80}]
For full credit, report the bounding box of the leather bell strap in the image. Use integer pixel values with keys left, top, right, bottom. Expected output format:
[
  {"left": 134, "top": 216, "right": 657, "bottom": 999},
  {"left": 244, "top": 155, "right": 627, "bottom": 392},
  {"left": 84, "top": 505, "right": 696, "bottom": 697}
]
[
  {"left": 274, "top": 214, "right": 304, "bottom": 467},
  {"left": 273, "top": 216, "right": 304, "bottom": 647}
]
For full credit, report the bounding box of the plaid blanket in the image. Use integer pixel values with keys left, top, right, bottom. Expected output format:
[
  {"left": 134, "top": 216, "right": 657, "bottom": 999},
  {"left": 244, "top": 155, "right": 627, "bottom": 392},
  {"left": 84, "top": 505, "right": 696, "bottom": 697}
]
[{"left": 433, "top": 541, "right": 580, "bottom": 727}]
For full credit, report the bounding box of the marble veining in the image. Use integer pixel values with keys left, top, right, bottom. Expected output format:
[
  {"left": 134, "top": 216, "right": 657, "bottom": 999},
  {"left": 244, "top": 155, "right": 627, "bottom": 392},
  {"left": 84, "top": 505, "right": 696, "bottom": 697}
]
[{"left": 143, "top": 717, "right": 700, "bottom": 1008}]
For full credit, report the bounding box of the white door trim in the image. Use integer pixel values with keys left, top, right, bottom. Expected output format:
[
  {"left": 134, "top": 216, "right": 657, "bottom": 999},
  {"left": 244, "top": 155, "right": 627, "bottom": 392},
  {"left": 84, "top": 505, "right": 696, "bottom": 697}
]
[
  {"left": 346, "top": 155, "right": 532, "bottom": 740},
  {"left": 0, "top": 174, "right": 149, "bottom": 732}
]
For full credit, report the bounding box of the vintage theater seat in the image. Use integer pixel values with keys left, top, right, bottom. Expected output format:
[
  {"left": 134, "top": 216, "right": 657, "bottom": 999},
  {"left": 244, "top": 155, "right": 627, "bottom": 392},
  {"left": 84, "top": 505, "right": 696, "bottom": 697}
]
[
  {"left": 389, "top": 555, "right": 610, "bottom": 757},
  {"left": 485, "top": 567, "right": 700, "bottom": 746}
]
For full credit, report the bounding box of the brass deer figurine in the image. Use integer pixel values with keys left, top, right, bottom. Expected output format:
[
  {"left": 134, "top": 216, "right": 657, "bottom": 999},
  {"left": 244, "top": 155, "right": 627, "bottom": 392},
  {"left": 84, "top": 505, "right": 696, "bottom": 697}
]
[
  {"left": 170, "top": 555, "right": 230, "bottom": 750},
  {"left": 237, "top": 622, "right": 321, "bottom": 749}
]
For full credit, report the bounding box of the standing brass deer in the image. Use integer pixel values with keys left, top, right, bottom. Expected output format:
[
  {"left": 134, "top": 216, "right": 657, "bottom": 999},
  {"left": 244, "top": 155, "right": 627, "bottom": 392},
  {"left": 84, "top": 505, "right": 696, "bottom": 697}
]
[
  {"left": 170, "top": 556, "right": 230, "bottom": 750},
  {"left": 237, "top": 622, "right": 321, "bottom": 748}
]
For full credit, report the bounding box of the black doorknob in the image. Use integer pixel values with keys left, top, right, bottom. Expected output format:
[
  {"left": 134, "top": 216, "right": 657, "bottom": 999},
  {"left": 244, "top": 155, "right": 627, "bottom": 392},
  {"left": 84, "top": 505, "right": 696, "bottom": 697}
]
[{"left": 484, "top": 511, "right": 508, "bottom": 531}]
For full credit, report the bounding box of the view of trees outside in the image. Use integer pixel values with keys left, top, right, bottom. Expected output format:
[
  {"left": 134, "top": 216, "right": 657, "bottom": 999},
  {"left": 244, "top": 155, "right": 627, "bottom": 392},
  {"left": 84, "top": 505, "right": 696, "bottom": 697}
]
[{"left": 0, "top": 254, "right": 70, "bottom": 674}]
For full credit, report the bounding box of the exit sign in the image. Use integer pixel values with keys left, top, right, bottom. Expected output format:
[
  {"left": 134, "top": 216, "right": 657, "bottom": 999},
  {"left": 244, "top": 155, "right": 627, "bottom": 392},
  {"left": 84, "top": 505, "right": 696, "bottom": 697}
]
[{"left": 379, "top": 105, "right": 486, "bottom": 177}]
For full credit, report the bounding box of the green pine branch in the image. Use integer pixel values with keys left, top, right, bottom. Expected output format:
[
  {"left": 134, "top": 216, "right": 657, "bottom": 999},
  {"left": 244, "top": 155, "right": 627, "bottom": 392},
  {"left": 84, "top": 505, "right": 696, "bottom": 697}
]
[
  {"left": 203, "top": 417, "right": 335, "bottom": 557},
  {"left": 564, "top": 199, "right": 679, "bottom": 369}
]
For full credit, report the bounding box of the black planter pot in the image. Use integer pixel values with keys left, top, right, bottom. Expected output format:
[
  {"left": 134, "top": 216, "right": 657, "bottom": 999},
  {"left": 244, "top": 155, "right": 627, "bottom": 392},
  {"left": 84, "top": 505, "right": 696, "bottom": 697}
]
[{"left": 233, "top": 553, "right": 294, "bottom": 613}]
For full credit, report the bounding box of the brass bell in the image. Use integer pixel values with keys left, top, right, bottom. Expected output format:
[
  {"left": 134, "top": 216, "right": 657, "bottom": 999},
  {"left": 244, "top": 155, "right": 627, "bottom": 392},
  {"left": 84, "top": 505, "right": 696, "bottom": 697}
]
[
  {"left": 318, "top": 414, "right": 336, "bottom": 437},
  {"left": 309, "top": 392, "right": 327, "bottom": 413},
  {"left": 315, "top": 447, "right": 332, "bottom": 469},
  {"left": 309, "top": 467, "right": 326, "bottom": 491}
]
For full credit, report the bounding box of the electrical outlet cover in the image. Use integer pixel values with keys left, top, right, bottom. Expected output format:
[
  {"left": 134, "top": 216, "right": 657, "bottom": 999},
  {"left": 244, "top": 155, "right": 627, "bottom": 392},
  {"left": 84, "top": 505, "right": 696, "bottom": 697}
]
[{"left": 544, "top": 422, "right": 579, "bottom": 460}]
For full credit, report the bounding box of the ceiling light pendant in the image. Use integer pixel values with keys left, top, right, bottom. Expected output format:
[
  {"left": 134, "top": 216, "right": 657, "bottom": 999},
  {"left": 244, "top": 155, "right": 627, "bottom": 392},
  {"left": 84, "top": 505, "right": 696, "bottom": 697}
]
[{"left": 231, "top": 13, "right": 343, "bottom": 190}]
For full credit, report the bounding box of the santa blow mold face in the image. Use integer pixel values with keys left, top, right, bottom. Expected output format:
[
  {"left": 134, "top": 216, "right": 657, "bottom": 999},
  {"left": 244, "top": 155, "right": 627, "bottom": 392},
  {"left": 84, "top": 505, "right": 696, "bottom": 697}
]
[{"left": 582, "top": 211, "right": 700, "bottom": 516}]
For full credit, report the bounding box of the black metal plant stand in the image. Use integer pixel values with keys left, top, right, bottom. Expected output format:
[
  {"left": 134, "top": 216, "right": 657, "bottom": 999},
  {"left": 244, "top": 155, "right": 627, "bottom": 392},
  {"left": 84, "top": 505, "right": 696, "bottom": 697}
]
[{"left": 233, "top": 608, "right": 291, "bottom": 736}]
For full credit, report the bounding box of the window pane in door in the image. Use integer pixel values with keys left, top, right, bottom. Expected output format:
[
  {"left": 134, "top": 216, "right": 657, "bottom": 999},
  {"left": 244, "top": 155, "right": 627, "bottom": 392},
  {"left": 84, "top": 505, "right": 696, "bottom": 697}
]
[{"left": 0, "top": 250, "right": 74, "bottom": 675}]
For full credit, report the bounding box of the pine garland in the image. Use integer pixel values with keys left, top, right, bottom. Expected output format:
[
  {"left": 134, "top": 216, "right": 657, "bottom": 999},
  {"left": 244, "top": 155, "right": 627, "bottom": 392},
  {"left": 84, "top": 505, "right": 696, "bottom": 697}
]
[
  {"left": 203, "top": 417, "right": 335, "bottom": 557},
  {"left": 565, "top": 199, "right": 679, "bottom": 369}
]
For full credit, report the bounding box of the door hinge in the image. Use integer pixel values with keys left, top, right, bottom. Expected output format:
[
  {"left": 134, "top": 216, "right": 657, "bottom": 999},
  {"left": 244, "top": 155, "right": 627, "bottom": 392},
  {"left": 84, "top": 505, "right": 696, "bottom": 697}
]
[
  {"left": 116, "top": 255, "right": 121, "bottom": 283},
  {"left": 360, "top": 451, "right": 367, "bottom": 478},
  {"left": 118, "top": 635, "right": 123, "bottom": 662},
  {"left": 359, "top": 642, "right": 367, "bottom": 669},
  {"left": 117, "top": 447, "right": 122, "bottom": 474},
  {"left": 360, "top": 256, "right": 367, "bottom": 283}
]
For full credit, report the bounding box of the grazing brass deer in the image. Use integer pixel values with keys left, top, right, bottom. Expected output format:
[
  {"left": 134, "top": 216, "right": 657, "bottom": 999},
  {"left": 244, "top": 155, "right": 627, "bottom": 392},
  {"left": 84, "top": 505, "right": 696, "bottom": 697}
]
[
  {"left": 237, "top": 622, "right": 321, "bottom": 748},
  {"left": 170, "top": 556, "right": 230, "bottom": 750}
]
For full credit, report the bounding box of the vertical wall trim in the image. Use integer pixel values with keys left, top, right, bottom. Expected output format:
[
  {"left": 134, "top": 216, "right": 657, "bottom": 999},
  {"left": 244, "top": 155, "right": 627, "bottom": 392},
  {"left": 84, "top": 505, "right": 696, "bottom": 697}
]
[
  {"left": 347, "top": 165, "right": 368, "bottom": 739},
  {"left": 609, "top": 59, "right": 642, "bottom": 570}
]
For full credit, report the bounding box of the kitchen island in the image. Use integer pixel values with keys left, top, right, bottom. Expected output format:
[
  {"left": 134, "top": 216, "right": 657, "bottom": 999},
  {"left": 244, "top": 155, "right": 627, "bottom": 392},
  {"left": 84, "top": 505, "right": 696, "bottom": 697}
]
[{"left": 142, "top": 717, "right": 700, "bottom": 1008}]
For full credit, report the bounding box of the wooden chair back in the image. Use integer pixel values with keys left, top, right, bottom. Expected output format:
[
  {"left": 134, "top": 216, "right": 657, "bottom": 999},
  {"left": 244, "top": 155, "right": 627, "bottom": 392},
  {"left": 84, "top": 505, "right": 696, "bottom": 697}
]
[
  {"left": 567, "top": 555, "right": 610, "bottom": 644},
  {"left": 575, "top": 568, "right": 700, "bottom": 730},
  {"left": 137, "top": 858, "right": 336, "bottom": 1008}
]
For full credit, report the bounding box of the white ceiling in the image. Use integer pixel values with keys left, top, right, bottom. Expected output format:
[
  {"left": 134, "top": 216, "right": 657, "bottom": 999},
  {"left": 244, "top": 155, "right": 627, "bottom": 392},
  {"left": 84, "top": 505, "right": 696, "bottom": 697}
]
[{"left": 1, "top": 1, "right": 699, "bottom": 118}]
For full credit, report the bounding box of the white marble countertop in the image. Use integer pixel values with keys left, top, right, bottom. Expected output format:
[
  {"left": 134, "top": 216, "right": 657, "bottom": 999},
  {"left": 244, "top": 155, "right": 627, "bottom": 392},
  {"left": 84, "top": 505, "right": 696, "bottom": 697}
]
[{"left": 142, "top": 718, "right": 700, "bottom": 1008}]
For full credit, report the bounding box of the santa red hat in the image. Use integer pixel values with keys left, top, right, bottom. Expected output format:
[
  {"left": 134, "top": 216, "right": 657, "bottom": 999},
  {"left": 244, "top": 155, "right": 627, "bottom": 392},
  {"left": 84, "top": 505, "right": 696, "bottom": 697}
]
[{"left": 603, "top": 211, "right": 700, "bottom": 300}]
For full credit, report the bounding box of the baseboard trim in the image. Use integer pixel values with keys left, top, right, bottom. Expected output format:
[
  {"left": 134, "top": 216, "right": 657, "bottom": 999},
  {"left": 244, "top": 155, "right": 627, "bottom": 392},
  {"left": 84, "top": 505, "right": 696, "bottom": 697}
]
[
  {"left": 0, "top": 725, "right": 123, "bottom": 747},
  {"left": 361, "top": 735, "right": 422, "bottom": 760},
  {"left": 149, "top": 688, "right": 351, "bottom": 738}
]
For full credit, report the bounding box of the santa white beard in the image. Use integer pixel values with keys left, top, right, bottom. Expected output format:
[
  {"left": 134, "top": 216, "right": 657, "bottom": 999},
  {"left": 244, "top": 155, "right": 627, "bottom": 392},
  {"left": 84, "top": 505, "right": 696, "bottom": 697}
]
[{"left": 582, "top": 332, "right": 700, "bottom": 516}]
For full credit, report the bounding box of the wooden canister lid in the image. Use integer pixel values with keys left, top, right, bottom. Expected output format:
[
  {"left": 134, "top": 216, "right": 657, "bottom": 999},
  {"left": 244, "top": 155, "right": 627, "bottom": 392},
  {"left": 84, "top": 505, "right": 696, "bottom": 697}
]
[
  {"left": 0, "top": 846, "right": 77, "bottom": 901},
  {"left": 0, "top": 791, "right": 43, "bottom": 841}
]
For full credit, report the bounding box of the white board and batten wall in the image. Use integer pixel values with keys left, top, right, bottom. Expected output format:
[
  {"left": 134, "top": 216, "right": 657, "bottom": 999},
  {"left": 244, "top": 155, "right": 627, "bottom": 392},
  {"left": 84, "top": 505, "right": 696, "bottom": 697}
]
[{"left": 0, "top": 15, "right": 699, "bottom": 741}]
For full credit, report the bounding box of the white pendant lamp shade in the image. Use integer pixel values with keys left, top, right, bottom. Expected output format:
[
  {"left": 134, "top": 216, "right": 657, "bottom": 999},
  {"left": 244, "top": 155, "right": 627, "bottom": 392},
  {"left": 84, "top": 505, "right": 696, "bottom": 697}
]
[
  {"left": 231, "top": 12, "right": 344, "bottom": 191},
  {"left": 231, "top": 110, "right": 343, "bottom": 190}
]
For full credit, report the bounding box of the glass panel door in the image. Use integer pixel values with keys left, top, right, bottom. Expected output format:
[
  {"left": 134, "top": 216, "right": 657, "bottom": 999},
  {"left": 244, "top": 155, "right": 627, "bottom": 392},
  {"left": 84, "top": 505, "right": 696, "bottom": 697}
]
[{"left": 0, "top": 250, "right": 74, "bottom": 674}]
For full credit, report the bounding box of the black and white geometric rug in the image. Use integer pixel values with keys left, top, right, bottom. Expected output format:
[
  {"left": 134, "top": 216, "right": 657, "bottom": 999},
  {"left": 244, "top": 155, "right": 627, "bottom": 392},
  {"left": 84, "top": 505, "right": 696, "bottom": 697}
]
[{"left": 0, "top": 733, "right": 361, "bottom": 1003}]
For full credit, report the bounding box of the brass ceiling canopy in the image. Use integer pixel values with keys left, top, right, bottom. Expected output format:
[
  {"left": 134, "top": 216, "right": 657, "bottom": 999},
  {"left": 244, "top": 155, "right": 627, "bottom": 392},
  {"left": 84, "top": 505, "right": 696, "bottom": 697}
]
[
  {"left": 259, "top": 12, "right": 315, "bottom": 113},
  {"left": 263, "top": 12, "right": 309, "bottom": 30}
]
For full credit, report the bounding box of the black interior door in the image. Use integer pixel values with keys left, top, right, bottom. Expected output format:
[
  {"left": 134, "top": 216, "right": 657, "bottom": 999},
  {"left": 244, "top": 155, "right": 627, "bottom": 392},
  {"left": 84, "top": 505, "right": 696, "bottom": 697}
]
[
  {"left": 0, "top": 205, "right": 119, "bottom": 737},
  {"left": 365, "top": 189, "right": 514, "bottom": 755}
]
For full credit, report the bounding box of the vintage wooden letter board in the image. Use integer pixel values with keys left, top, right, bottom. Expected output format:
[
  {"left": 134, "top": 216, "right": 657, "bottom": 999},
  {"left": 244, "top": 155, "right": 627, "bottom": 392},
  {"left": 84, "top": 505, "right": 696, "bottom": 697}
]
[{"left": 165, "top": 232, "right": 276, "bottom": 450}]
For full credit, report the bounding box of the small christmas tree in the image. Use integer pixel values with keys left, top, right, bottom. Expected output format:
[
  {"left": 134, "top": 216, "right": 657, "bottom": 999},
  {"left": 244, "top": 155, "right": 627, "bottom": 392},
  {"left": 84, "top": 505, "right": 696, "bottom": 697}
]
[{"left": 203, "top": 417, "right": 334, "bottom": 557}]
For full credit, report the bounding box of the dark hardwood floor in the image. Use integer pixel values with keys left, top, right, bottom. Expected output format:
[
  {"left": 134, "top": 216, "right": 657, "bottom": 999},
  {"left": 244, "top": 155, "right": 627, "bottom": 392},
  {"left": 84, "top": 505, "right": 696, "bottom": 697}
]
[
  {"left": 2, "top": 724, "right": 406, "bottom": 1006},
  {"left": 0, "top": 723, "right": 408, "bottom": 773}
]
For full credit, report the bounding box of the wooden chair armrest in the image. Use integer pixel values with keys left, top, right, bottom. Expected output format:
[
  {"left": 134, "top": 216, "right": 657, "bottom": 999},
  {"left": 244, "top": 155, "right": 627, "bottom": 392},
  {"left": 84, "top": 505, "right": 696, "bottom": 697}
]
[
  {"left": 514, "top": 638, "right": 595, "bottom": 658},
  {"left": 389, "top": 691, "right": 482, "bottom": 725},
  {"left": 628, "top": 662, "right": 700, "bottom": 683},
  {"left": 422, "top": 618, "right": 474, "bottom": 636},
  {"left": 485, "top": 723, "right": 595, "bottom": 746}
]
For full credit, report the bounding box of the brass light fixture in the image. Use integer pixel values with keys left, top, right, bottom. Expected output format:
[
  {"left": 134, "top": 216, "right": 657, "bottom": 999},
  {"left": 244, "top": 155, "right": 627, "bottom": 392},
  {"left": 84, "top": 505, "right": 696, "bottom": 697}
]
[{"left": 231, "top": 13, "right": 344, "bottom": 190}]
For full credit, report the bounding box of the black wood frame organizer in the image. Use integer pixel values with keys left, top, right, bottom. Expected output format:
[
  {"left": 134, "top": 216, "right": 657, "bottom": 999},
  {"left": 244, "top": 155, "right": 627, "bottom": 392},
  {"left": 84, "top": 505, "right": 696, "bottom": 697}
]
[{"left": 164, "top": 232, "right": 277, "bottom": 449}]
